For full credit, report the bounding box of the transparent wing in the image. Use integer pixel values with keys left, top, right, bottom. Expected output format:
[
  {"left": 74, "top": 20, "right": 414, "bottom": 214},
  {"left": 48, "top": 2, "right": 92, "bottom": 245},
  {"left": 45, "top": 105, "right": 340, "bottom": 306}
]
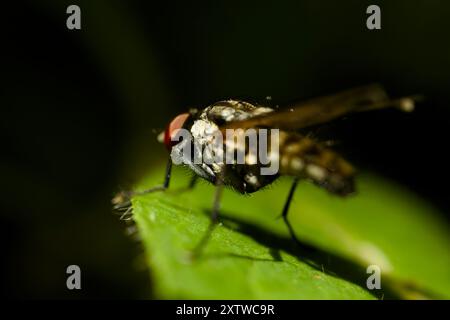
[{"left": 221, "top": 84, "right": 421, "bottom": 131}]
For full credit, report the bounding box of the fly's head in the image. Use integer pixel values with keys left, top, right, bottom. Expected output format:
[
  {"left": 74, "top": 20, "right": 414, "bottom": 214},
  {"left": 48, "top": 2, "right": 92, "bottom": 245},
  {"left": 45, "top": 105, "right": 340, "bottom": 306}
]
[{"left": 158, "top": 109, "right": 221, "bottom": 183}]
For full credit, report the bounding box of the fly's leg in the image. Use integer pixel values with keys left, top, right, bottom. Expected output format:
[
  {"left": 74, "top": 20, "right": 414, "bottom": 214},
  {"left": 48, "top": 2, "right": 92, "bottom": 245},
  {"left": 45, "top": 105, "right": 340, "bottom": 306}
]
[
  {"left": 131, "top": 159, "right": 173, "bottom": 195},
  {"left": 112, "top": 159, "right": 173, "bottom": 210},
  {"left": 192, "top": 172, "right": 225, "bottom": 257},
  {"left": 280, "top": 177, "right": 302, "bottom": 246},
  {"left": 184, "top": 175, "right": 198, "bottom": 191}
]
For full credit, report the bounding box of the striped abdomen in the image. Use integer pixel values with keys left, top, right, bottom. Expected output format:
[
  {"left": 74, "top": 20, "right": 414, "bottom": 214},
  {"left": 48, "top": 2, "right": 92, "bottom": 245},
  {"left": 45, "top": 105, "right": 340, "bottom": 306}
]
[{"left": 279, "top": 131, "right": 355, "bottom": 196}]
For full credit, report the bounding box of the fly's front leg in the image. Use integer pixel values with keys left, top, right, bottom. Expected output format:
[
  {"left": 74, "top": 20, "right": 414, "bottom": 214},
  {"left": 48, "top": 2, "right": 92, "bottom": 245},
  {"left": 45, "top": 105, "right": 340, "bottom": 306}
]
[
  {"left": 112, "top": 158, "right": 173, "bottom": 210},
  {"left": 280, "top": 177, "right": 302, "bottom": 246}
]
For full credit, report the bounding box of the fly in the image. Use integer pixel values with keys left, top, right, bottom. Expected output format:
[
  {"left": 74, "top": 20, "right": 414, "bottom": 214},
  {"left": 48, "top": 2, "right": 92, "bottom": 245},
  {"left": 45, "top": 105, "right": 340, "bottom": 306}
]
[{"left": 113, "top": 84, "right": 421, "bottom": 254}]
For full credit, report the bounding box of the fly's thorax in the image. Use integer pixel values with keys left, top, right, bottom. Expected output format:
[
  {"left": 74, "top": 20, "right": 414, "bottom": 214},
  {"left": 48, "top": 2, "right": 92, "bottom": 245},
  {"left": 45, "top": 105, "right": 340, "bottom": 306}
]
[
  {"left": 201, "top": 100, "right": 274, "bottom": 125},
  {"left": 169, "top": 100, "right": 280, "bottom": 192},
  {"left": 278, "top": 131, "right": 355, "bottom": 196},
  {"left": 188, "top": 99, "right": 275, "bottom": 166}
]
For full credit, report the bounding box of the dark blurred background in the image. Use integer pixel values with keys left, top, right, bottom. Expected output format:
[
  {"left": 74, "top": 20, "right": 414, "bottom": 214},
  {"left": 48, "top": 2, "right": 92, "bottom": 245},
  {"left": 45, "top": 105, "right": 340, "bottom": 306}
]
[{"left": 1, "top": 0, "right": 449, "bottom": 298}]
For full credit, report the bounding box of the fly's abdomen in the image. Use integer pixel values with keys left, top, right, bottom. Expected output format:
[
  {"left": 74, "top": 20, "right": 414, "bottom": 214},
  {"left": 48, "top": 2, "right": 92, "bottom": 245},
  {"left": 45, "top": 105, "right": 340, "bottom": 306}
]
[{"left": 279, "top": 131, "right": 355, "bottom": 196}]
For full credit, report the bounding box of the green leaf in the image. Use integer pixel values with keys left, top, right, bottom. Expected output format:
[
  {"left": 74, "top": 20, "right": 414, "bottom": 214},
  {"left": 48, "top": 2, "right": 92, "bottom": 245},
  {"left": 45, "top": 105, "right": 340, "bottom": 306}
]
[{"left": 132, "top": 163, "right": 450, "bottom": 299}]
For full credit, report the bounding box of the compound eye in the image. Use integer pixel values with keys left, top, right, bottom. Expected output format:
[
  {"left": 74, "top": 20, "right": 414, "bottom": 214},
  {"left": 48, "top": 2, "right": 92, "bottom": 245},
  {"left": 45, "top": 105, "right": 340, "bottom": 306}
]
[{"left": 163, "top": 113, "right": 190, "bottom": 150}]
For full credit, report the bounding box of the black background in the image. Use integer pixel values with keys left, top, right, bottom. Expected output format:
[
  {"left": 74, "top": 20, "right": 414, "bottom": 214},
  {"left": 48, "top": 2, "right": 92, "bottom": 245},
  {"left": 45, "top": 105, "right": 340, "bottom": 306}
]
[{"left": 1, "top": 0, "right": 449, "bottom": 298}]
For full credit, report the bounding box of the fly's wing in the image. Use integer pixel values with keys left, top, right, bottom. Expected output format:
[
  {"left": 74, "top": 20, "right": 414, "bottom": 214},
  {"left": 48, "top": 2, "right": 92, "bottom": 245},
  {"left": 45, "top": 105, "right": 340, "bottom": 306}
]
[{"left": 221, "top": 84, "right": 421, "bottom": 131}]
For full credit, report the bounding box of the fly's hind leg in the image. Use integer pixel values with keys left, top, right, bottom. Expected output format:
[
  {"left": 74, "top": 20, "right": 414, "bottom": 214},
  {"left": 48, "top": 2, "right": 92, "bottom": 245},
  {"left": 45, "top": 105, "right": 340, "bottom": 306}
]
[{"left": 280, "top": 177, "right": 302, "bottom": 247}]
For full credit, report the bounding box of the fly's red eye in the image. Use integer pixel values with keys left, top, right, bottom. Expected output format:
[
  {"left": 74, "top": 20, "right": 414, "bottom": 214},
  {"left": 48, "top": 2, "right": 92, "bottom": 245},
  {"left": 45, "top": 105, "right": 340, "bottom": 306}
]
[{"left": 163, "top": 113, "right": 190, "bottom": 150}]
